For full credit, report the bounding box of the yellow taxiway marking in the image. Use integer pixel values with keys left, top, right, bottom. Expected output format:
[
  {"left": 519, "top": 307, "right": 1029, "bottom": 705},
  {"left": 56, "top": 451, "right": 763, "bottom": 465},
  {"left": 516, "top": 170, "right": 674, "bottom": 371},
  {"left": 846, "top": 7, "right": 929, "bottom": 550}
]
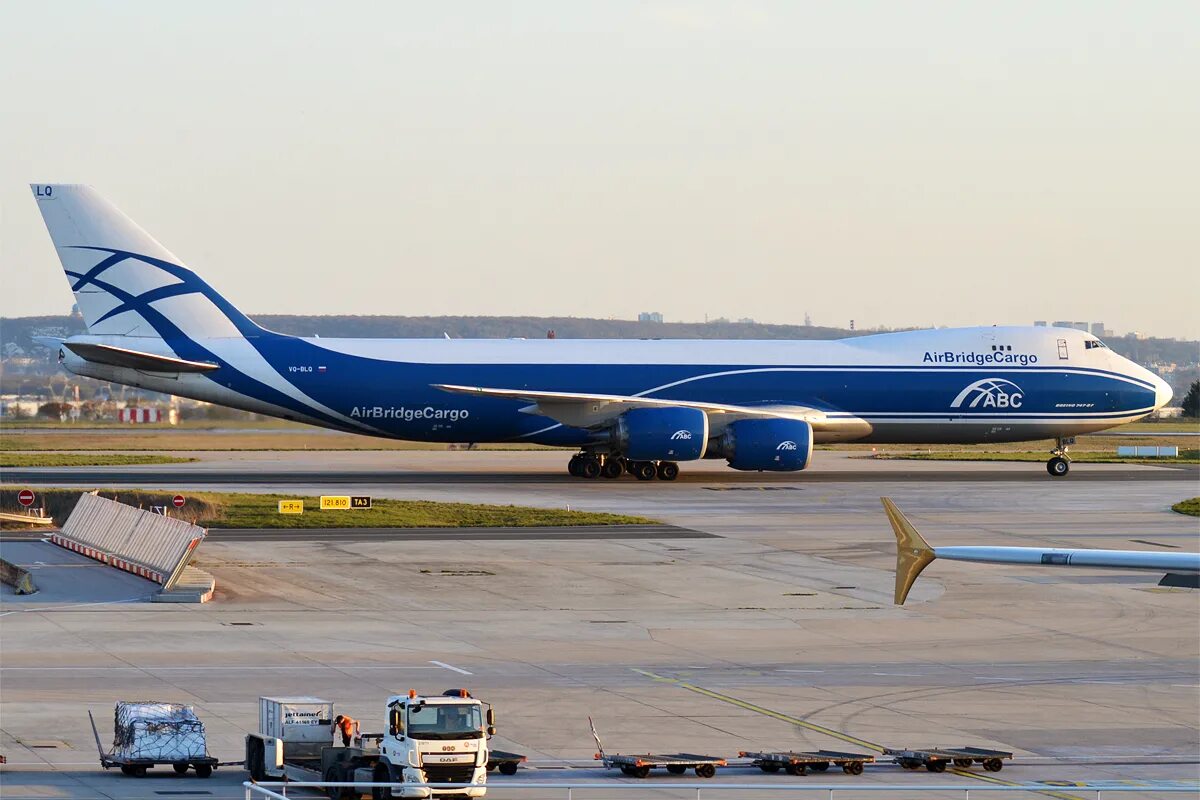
[{"left": 631, "top": 668, "right": 1082, "bottom": 800}]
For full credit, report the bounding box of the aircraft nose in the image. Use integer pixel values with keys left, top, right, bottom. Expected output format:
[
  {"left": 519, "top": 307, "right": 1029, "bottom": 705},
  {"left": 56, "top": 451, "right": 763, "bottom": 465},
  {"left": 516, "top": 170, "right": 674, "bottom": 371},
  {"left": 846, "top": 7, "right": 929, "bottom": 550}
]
[{"left": 1153, "top": 375, "right": 1173, "bottom": 410}]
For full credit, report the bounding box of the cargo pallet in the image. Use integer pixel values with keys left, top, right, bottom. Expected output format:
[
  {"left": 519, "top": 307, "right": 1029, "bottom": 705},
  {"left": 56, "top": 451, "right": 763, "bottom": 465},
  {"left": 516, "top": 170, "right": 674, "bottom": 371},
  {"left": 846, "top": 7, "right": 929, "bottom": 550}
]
[
  {"left": 487, "top": 749, "right": 526, "bottom": 776},
  {"left": 740, "top": 749, "right": 874, "bottom": 776},
  {"left": 589, "top": 717, "right": 723, "bottom": 779},
  {"left": 887, "top": 746, "right": 1012, "bottom": 773},
  {"left": 88, "top": 710, "right": 220, "bottom": 778}
]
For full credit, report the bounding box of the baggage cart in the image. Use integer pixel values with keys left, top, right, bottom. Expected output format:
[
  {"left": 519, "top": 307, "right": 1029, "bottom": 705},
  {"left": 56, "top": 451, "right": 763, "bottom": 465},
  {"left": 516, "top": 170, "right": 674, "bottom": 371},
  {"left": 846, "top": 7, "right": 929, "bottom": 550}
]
[
  {"left": 739, "top": 749, "right": 874, "bottom": 776},
  {"left": 589, "top": 717, "right": 724, "bottom": 779},
  {"left": 89, "top": 708, "right": 219, "bottom": 778},
  {"left": 887, "top": 746, "right": 1012, "bottom": 773}
]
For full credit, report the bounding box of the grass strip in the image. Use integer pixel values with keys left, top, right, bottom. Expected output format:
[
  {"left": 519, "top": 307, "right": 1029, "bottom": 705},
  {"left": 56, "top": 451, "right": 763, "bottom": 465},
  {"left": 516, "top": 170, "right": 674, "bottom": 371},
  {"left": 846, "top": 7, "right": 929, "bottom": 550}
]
[
  {"left": 0, "top": 453, "right": 194, "bottom": 467},
  {"left": 0, "top": 488, "right": 654, "bottom": 529},
  {"left": 1171, "top": 498, "right": 1200, "bottom": 517}
]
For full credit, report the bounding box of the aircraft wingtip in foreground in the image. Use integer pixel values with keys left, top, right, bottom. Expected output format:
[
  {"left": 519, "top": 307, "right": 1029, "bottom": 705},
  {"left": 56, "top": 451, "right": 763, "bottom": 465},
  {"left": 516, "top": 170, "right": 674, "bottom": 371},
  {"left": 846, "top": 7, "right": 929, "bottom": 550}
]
[
  {"left": 883, "top": 498, "right": 1200, "bottom": 605},
  {"left": 29, "top": 183, "right": 1173, "bottom": 481}
]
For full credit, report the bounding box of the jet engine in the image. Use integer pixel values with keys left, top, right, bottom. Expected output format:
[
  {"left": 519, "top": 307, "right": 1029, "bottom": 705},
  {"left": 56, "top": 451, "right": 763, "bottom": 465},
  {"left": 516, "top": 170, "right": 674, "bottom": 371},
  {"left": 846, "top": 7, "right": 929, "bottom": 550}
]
[
  {"left": 612, "top": 407, "right": 708, "bottom": 461},
  {"left": 709, "top": 418, "right": 813, "bottom": 471}
]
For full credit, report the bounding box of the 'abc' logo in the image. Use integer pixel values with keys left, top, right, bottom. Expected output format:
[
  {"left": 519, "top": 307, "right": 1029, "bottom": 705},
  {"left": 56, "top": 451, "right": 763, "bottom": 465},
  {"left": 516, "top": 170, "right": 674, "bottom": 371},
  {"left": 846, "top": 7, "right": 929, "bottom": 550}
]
[
  {"left": 776, "top": 440, "right": 798, "bottom": 451},
  {"left": 670, "top": 429, "right": 693, "bottom": 440},
  {"left": 950, "top": 378, "right": 1024, "bottom": 409}
]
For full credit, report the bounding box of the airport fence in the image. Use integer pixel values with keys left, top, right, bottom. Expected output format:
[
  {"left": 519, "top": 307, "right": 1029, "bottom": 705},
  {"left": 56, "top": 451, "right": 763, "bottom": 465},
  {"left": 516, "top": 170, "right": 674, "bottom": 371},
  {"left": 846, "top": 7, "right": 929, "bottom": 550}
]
[
  {"left": 53, "top": 492, "right": 206, "bottom": 589},
  {"left": 244, "top": 781, "right": 1199, "bottom": 800}
]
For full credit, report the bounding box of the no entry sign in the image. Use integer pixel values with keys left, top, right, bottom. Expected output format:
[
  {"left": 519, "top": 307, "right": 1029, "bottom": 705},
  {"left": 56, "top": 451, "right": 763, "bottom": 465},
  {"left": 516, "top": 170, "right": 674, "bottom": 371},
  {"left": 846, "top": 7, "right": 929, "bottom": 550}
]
[
  {"left": 172, "top": 494, "right": 186, "bottom": 509},
  {"left": 17, "top": 489, "right": 35, "bottom": 507}
]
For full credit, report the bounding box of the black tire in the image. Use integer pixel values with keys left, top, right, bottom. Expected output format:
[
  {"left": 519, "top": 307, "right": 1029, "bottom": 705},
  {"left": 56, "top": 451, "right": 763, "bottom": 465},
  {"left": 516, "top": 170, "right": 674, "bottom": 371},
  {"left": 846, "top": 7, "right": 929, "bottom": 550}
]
[
  {"left": 132, "top": 765, "right": 148, "bottom": 777},
  {"left": 953, "top": 758, "right": 972, "bottom": 768},
  {"left": 926, "top": 760, "right": 946, "bottom": 773},
  {"left": 634, "top": 461, "right": 657, "bottom": 481},
  {"left": 634, "top": 765, "right": 651, "bottom": 779},
  {"left": 580, "top": 459, "right": 601, "bottom": 479},
  {"left": 1047, "top": 456, "right": 1070, "bottom": 476},
  {"left": 666, "top": 764, "right": 686, "bottom": 774},
  {"left": 843, "top": 761, "right": 863, "bottom": 775},
  {"left": 601, "top": 459, "right": 623, "bottom": 479},
  {"left": 325, "top": 765, "right": 351, "bottom": 799},
  {"left": 785, "top": 763, "right": 806, "bottom": 776},
  {"left": 249, "top": 739, "right": 267, "bottom": 782},
  {"left": 811, "top": 762, "right": 829, "bottom": 772},
  {"left": 761, "top": 762, "right": 781, "bottom": 773},
  {"left": 120, "top": 765, "right": 136, "bottom": 776},
  {"left": 173, "top": 762, "right": 190, "bottom": 775},
  {"left": 984, "top": 758, "right": 1003, "bottom": 772},
  {"left": 498, "top": 761, "right": 518, "bottom": 776},
  {"left": 568, "top": 456, "right": 581, "bottom": 477},
  {"left": 695, "top": 763, "right": 716, "bottom": 778},
  {"left": 372, "top": 762, "right": 394, "bottom": 800},
  {"left": 656, "top": 461, "right": 679, "bottom": 481},
  {"left": 194, "top": 764, "right": 212, "bottom": 779}
]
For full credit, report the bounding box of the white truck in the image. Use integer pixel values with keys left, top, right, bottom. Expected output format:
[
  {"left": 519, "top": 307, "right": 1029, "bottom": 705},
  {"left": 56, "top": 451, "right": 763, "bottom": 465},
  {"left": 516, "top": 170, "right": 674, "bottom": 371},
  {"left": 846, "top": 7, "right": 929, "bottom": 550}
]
[{"left": 245, "top": 691, "right": 494, "bottom": 800}]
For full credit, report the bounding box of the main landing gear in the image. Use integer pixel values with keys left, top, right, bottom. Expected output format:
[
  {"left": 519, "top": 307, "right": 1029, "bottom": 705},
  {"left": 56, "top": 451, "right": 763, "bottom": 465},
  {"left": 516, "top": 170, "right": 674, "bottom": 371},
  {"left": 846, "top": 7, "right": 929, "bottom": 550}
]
[
  {"left": 1047, "top": 437, "right": 1074, "bottom": 477},
  {"left": 567, "top": 453, "right": 679, "bottom": 481}
]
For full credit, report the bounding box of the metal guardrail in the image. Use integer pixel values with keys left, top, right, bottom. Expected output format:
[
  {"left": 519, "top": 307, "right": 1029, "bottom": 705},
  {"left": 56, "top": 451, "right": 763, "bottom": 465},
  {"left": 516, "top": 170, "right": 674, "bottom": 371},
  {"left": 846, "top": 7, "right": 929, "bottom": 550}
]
[{"left": 243, "top": 781, "right": 1200, "bottom": 800}]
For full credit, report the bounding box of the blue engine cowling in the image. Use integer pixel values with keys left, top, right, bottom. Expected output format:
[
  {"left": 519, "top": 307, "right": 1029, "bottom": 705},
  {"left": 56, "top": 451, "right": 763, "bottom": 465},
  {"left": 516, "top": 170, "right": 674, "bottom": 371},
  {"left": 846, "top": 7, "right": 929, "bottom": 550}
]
[
  {"left": 614, "top": 407, "right": 709, "bottom": 461},
  {"left": 718, "top": 419, "right": 813, "bottom": 471}
]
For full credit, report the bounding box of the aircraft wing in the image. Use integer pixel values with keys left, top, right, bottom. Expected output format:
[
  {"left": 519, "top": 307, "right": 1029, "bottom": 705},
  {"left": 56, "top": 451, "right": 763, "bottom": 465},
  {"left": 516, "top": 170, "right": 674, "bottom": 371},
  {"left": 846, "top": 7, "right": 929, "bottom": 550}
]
[
  {"left": 431, "top": 383, "right": 828, "bottom": 430},
  {"left": 883, "top": 498, "right": 1200, "bottom": 604},
  {"left": 62, "top": 341, "right": 220, "bottom": 373}
]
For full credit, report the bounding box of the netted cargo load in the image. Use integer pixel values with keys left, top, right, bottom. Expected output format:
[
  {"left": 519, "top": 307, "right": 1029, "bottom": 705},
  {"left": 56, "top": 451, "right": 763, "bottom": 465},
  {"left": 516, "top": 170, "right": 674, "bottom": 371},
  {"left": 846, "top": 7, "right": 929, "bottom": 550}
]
[{"left": 112, "top": 702, "right": 208, "bottom": 761}]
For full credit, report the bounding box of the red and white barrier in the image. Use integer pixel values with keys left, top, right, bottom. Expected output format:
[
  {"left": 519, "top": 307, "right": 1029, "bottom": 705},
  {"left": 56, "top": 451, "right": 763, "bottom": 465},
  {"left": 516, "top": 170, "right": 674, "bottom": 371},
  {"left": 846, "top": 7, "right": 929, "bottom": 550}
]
[{"left": 118, "top": 407, "right": 161, "bottom": 423}]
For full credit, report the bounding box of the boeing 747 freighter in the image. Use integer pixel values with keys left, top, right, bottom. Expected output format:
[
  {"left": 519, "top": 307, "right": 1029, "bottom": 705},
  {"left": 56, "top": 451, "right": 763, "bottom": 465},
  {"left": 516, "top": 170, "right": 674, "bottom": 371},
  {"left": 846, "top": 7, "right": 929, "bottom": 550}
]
[{"left": 30, "top": 185, "right": 1172, "bottom": 480}]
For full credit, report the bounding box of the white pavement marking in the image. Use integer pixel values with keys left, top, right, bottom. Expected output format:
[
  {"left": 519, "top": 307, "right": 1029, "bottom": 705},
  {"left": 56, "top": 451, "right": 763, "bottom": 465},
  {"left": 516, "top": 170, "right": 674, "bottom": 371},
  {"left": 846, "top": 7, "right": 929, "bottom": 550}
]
[
  {"left": 0, "top": 665, "right": 444, "bottom": 671},
  {"left": 779, "top": 669, "right": 826, "bottom": 673},
  {"left": 429, "top": 660, "right": 473, "bottom": 675},
  {"left": 0, "top": 596, "right": 151, "bottom": 617}
]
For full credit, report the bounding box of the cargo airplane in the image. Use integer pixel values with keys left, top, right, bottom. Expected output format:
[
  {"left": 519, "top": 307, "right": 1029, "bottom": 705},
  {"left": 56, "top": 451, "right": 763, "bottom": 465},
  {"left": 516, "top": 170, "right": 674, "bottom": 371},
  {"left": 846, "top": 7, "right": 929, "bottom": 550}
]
[{"left": 30, "top": 185, "right": 1172, "bottom": 480}]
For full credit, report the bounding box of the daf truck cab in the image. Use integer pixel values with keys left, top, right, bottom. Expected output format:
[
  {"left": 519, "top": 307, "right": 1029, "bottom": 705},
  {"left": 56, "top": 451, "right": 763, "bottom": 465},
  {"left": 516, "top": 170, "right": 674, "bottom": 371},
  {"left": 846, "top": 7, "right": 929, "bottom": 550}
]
[{"left": 374, "top": 689, "right": 493, "bottom": 799}]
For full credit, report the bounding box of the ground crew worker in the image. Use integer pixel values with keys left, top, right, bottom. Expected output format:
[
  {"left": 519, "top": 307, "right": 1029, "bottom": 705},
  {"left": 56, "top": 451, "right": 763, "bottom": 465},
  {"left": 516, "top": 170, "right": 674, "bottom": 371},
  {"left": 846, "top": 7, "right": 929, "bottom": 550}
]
[{"left": 333, "top": 714, "right": 359, "bottom": 747}]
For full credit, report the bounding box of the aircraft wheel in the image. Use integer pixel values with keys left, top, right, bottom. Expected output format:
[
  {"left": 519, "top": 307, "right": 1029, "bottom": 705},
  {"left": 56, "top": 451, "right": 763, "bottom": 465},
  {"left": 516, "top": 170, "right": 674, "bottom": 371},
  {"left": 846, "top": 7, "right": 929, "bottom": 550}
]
[
  {"left": 656, "top": 461, "right": 679, "bottom": 481},
  {"left": 601, "top": 458, "right": 624, "bottom": 479},
  {"left": 579, "top": 458, "right": 602, "bottom": 479},
  {"left": 695, "top": 763, "right": 716, "bottom": 778},
  {"left": 633, "top": 461, "right": 657, "bottom": 481},
  {"left": 568, "top": 456, "right": 582, "bottom": 476},
  {"left": 1047, "top": 456, "right": 1070, "bottom": 477}
]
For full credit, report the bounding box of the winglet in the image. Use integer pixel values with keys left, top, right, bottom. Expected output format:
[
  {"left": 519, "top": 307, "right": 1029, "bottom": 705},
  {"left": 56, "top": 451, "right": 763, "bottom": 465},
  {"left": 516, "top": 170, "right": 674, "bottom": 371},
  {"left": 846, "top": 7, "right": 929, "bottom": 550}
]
[{"left": 881, "top": 497, "right": 936, "bottom": 605}]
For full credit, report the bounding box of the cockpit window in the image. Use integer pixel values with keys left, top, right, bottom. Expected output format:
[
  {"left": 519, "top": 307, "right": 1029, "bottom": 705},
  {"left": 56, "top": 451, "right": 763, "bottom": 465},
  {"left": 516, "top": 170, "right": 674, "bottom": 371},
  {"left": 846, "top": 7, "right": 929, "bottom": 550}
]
[{"left": 1084, "top": 340, "right": 1107, "bottom": 350}]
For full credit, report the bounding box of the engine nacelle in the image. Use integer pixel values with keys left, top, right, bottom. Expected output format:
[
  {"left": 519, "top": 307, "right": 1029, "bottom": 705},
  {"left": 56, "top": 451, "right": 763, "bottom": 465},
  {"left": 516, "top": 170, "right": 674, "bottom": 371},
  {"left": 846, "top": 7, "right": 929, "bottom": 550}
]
[
  {"left": 713, "top": 418, "right": 814, "bottom": 471},
  {"left": 614, "top": 407, "right": 709, "bottom": 461}
]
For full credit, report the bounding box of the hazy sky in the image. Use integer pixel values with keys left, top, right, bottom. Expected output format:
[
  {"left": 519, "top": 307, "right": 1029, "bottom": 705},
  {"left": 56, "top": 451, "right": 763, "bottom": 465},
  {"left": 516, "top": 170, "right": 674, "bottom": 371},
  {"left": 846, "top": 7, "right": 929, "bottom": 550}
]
[{"left": 2, "top": 2, "right": 1197, "bottom": 339}]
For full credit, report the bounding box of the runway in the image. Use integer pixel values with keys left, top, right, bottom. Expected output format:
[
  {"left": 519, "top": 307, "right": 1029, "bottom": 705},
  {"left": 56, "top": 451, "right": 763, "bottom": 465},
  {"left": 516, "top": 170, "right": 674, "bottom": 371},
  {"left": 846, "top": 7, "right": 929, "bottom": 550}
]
[{"left": 1, "top": 452, "right": 1197, "bottom": 798}]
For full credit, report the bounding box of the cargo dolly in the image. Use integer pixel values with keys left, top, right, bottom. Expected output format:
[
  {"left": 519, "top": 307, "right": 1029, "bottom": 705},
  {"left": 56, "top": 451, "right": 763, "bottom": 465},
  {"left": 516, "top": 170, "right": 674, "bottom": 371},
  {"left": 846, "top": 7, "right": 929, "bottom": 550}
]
[
  {"left": 89, "top": 710, "right": 222, "bottom": 778},
  {"left": 590, "top": 718, "right": 724, "bottom": 779},
  {"left": 739, "top": 749, "right": 874, "bottom": 776},
  {"left": 887, "top": 746, "right": 1012, "bottom": 773},
  {"left": 486, "top": 749, "right": 526, "bottom": 775}
]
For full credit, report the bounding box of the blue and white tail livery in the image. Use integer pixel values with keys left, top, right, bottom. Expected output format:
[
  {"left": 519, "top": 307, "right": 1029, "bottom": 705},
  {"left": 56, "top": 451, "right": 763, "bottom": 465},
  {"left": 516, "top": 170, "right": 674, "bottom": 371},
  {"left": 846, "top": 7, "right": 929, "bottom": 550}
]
[{"left": 31, "top": 184, "right": 1173, "bottom": 480}]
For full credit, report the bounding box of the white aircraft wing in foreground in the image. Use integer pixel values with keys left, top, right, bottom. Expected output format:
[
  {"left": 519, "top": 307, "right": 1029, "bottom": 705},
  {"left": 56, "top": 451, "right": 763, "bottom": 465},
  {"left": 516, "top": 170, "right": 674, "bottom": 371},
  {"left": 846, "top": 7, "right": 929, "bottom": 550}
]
[{"left": 883, "top": 498, "right": 1200, "bottom": 604}]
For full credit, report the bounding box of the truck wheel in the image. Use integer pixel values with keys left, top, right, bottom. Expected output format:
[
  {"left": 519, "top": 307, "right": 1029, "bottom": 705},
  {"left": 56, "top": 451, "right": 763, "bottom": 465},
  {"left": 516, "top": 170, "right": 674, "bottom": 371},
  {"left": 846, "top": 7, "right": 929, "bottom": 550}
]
[
  {"left": 249, "top": 739, "right": 267, "bottom": 782},
  {"left": 132, "top": 766, "right": 148, "bottom": 777},
  {"left": 695, "top": 763, "right": 716, "bottom": 778},
  {"left": 325, "top": 765, "right": 350, "bottom": 799},
  {"left": 173, "top": 762, "right": 189, "bottom": 775},
  {"left": 372, "top": 763, "right": 394, "bottom": 800},
  {"left": 498, "top": 762, "right": 518, "bottom": 776},
  {"left": 927, "top": 760, "right": 946, "bottom": 773},
  {"left": 194, "top": 764, "right": 212, "bottom": 779}
]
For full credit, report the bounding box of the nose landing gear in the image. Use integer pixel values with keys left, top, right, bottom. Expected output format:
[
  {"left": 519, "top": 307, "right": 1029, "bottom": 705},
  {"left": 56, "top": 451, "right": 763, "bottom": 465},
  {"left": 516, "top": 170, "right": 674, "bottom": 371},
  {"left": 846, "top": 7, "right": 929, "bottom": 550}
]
[{"left": 1047, "top": 437, "right": 1074, "bottom": 477}]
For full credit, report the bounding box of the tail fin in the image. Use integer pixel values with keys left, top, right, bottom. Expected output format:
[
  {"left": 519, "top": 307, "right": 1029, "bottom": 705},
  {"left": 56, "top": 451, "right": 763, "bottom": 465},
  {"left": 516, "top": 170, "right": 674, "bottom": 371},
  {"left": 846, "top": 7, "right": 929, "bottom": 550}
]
[
  {"left": 30, "top": 184, "right": 264, "bottom": 339},
  {"left": 881, "top": 497, "right": 937, "bottom": 605}
]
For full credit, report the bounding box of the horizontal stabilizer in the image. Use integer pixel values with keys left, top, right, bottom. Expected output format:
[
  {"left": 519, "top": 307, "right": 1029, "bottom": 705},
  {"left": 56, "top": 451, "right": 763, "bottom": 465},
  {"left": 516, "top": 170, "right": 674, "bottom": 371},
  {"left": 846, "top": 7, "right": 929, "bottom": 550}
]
[{"left": 63, "top": 342, "right": 219, "bottom": 373}]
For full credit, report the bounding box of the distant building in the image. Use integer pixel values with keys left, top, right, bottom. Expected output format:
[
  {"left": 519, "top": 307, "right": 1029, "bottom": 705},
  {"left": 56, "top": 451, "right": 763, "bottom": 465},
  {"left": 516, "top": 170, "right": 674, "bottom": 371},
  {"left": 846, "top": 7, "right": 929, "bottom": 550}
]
[
  {"left": 1090, "top": 322, "right": 1108, "bottom": 337},
  {"left": 736, "top": 317, "right": 755, "bottom": 324},
  {"left": 637, "top": 311, "right": 663, "bottom": 323},
  {"left": 1052, "top": 321, "right": 1073, "bottom": 329},
  {"left": 1034, "top": 321, "right": 1047, "bottom": 327},
  {"left": 804, "top": 312, "right": 812, "bottom": 327}
]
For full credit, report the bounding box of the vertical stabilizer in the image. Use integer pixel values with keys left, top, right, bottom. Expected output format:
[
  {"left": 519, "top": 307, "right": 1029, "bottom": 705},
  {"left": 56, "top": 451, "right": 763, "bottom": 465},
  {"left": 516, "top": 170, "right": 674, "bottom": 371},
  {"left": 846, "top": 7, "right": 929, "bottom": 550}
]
[
  {"left": 30, "top": 184, "right": 263, "bottom": 339},
  {"left": 881, "top": 497, "right": 937, "bottom": 605}
]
